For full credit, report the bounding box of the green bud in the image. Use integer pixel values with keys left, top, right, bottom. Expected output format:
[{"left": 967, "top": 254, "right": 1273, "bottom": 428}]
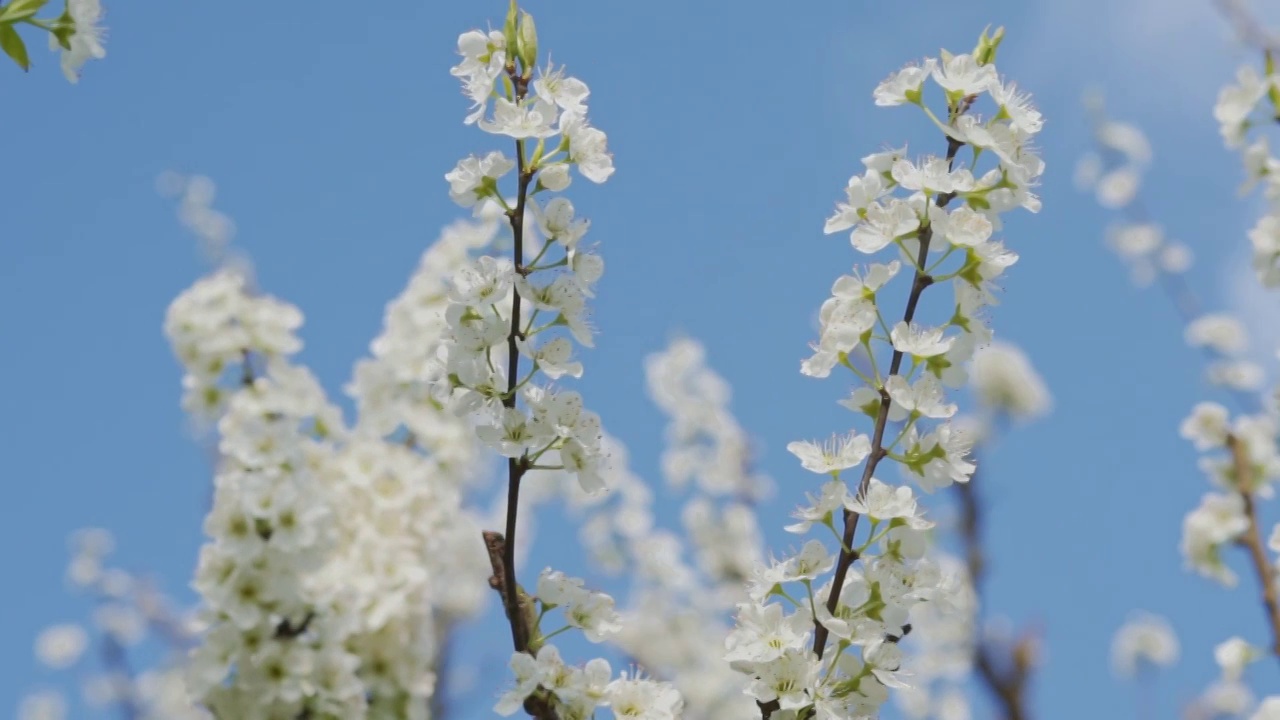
[
  {"left": 973, "top": 25, "right": 1005, "bottom": 66},
  {"left": 516, "top": 584, "right": 542, "bottom": 651},
  {"left": 1266, "top": 51, "right": 1280, "bottom": 119},
  {"left": 503, "top": 0, "right": 519, "bottom": 62},
  {"left": 516, "top": 10, "right": 537, "bottom": 74}
]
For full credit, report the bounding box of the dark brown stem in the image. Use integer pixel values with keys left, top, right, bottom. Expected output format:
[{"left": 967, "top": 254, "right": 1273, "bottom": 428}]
[
  {"left": 489, "top": 67, "right": 535, "bottom": 655},
  {"left": 479, "top": 64, "right": 559, "bottom": 720},
  {"left": 1227, "top": 433, "right": 1280, "bottom": 659},
  {"left": 810, "top": 136, "right": 961, "bottom": 660}
]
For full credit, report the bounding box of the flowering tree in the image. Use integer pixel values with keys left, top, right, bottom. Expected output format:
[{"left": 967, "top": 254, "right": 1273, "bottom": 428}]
[{"left": 12, "top": 1, "right": 1173, "bottom": 719}]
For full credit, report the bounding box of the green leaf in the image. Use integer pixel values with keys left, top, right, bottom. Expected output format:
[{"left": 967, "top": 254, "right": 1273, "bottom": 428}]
[
  {"left": 0, "top": 0, "right": 51, "bottom": 24},
  {"left": 0, "top": 24, "right": 30, "bottom": 71}
]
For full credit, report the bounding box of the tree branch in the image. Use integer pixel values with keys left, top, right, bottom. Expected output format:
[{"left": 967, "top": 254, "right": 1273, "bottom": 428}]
[
  {"left": 810, "top": 135, "right": 963, "bottom": 660},
  {"left": 1227, "top": 433, "right": 1280, "bottom": 659},
  {"left": 955, "top": 461, "right": 1032, "bottom": 720}
]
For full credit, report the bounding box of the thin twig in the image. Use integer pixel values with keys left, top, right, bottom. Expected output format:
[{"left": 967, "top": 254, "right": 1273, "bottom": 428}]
[
  {"left": 1085, "top": 117, "right": 1260, "bottom": 415},
  {"left": 955, "top": 459, "right": 1032, "bottom": 720},
  {"left": 100, "top": 632, "right": 142, "bottom": 720},
  {"left": 1213, "top": 0, "right": 1280, "bottom": 54}
]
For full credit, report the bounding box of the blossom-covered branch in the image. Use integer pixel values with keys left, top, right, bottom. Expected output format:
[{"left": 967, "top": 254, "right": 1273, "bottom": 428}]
[
  {"left": 725, "top": 27, "right": 1045, "bottom": 718},
  {"left": 444, "top": 4, "right": 684, "bottom": 718},
  {"left": 1084, "top": 38, "right": 1280, "bottom": 715}
]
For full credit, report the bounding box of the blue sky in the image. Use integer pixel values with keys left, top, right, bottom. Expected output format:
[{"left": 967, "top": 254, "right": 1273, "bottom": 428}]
[{"left": 4, "top": 0, "right": 1280, "bottom": 717}]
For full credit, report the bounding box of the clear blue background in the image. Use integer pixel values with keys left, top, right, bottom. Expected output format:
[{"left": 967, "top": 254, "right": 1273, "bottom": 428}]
[{"left": 4, "top": 0, "right": 1280, "bottom": 717}]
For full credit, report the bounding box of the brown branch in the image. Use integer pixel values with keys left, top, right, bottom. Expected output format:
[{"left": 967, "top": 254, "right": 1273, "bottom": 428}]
[
  {"left": 495, "top": 64, "right": 535, "bottom": 655},
  {"left": 955, "top": 461, "right": 1032, "bottom": 720},
  {"left": 809, "top": 134, "right": 962, "bottom": 661},
  {"left": 1227, "top": 433, "right": 1280, "bottom": 659},
  {"left": 483, "top": 531, "right": 559, "bottom": 719},
  {"left": 274, "top": 611, "right": 314, "bottom": 639},
  {"left": 474, "top": 50, "right": 559, "bottom": 719}
]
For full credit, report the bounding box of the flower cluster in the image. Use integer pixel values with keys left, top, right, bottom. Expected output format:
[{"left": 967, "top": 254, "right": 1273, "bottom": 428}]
[
  {"left": 1215, "top": 56, "right": 1280, "bottom": 288},
  {"left": 488, "top": 539, "right": 686, "bottom": 718},
  {"left": 519, "top": 424, "right": 747, "bottom": 719},
  {"left": 578, "top": 339, "right": 770, "bottom": 719},
  {"left": 1178, "top": 402, "right": 1280, "bottom": 586},
  {"left": 726, "top": 29, "right": 1044, "bottom": 717},
  {"left": 1078, "top": 100, "right": 1261, "bottom": 393},
  {"left": 1075, "top": 93, "right": 1192, "bottom": 288},
  {"left": 445, "top": 5, "right": 683, "bottom": 719},
  {"left": 174, "top": 278, "right": 360, "bottom": 717},
  {"left": 645, "top": 339, "right": 769, "bottom": 595},
  {"left": 163, "top": 173, "right": 505, "bottom": 717},
  {"left": 1186, "top": 636, "right": 1266, "bottom": 719},
  {"left": 1100, "top": 50, "right": 1280, "bottom": 717},
  {"left": 440, "top": 18, "right": 612, "bottom": 493}
]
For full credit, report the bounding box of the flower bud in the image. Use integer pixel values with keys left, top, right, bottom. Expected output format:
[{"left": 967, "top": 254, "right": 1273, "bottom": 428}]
[
  {"left": 502, "top": 0, "right": 519, "bottom": 63},
  {"left": 517, "top": 10, "right": 538, "bottom": 74},
  {"left": 973, "top": 25, "right": 1005, "bottom": 67}
]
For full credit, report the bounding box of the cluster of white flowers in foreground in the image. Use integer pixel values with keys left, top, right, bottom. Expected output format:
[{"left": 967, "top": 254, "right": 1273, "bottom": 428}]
[
  {"left": 442, "top": 4, "right": 684, "bottom": 718},
  {"left": 725, "top": 29, "right": 1044, "bottom": 718},
  {"left": 161, "top": 170, "right": 504, "bottom": 718}
]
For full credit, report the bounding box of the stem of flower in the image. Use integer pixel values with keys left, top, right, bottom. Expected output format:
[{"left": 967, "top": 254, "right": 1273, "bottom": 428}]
[{"left": 810, "top": 136, "right": 961, "bottom": 660}]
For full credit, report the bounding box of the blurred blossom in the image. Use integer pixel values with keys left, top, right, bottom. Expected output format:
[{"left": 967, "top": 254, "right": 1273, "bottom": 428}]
[
  {"left": 1110, "top": 612, "right": 1179, "bottom": 677},
  {"left": 1185, "top": 314, "right": 1249, "bottom": 356},
  {"left": 94, "top": 604, "right": 147, "bottom": 645},
  {"left": 1096, "top": 167, "right": 1141, "bottom": 208},
  {"left": 18, "top": 691, "right": 67, "bottom": 720},
  {"left": 969, "top": 341, "right": 1051, "bottom": 421},
  {"left": 34, "top": 624, "right": 88, "bottom": 669}
]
